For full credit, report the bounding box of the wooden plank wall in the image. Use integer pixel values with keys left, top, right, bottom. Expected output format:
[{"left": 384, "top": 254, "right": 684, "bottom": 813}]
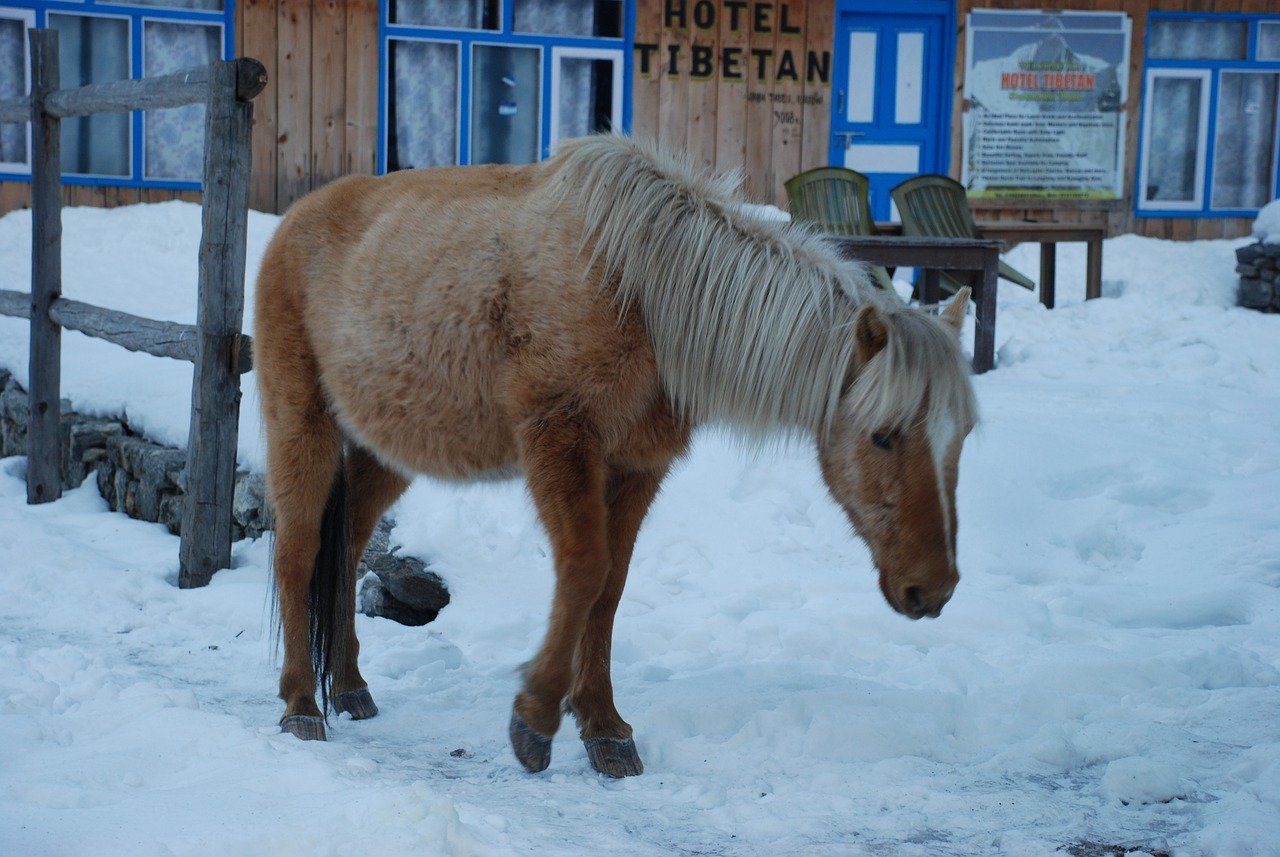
[
  {"left": 633, "top": 0, "right": 836, "bottom": 206},
  {"left": 240, "top": 0, "right": 379, "bottom": 213},
  {"left": 953, "top": 0, "right": 1268, "bottom": 239}
]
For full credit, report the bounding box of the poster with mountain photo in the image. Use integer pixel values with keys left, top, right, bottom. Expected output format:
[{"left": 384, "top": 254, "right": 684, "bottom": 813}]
[{"left": 963, "top": 10, "right": 1130, "bottom": 200}]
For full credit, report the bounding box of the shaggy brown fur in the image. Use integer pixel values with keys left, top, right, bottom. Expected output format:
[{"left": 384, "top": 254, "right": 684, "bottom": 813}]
[{"left": 253, "top": 134, "right": 975, "bottom": 778}]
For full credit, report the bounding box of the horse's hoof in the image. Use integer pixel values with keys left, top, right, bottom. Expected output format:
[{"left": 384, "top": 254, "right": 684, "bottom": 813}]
[
  {"left": 280, "top": 714, "right": 327, "bottom": 741},
  {"left": 334, "top": 687, "right": 379, "bottom": 720},
  {"left": 584, "top": 737, "right": 643, "bottom": 778},
  {"left": 509, "top": 710, "right": 553, "bottom": 773}
]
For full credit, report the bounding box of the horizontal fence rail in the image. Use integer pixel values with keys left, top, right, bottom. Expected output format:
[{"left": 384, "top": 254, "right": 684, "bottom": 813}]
[
  {"left": 4, "top": 27, "right": 264, "bottom": 588},
  {"left": 0, "top": 61, "right": 265, "bottom": 123},
  {"left": 0, "top": 289, "right": 253, "bottom": 373}
]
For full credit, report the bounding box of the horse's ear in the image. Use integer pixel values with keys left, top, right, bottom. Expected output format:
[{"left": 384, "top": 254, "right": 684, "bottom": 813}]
[
  {"left": 855, "top": 303, "right": 889, "bottom": 363},
  {"left": 941, "top": 287, "right": 970, "bottom": 334}
]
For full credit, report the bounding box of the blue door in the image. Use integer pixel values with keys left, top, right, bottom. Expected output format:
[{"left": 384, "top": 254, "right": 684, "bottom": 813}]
[{"left": 830, "top": 8, "right": 952, "bottom": 221}]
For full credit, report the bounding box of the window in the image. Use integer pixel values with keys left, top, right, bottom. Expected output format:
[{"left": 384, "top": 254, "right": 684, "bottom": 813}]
[
  {"left": 0, "top": 7, "right": 32, "bottom": 172},
  {"left": 1138, "top": 14, "right": 1280, "bottom": 217},
  {"left": 0, "top": 1, "right": 232, "bottom": 188},
  {"left": 1140, "top": 70, "right": 1210, "bottom": 209},
  {"left": 382, "top": 0, "right": 631, "bottom": 172}
]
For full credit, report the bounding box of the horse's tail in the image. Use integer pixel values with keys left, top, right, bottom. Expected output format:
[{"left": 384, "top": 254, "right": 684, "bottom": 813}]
[{"left": 310, "top": 452, "right": 353, "bottom": 715}]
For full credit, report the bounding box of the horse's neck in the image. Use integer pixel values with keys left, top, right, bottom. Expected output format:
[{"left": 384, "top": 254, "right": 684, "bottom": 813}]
[{"left": 640, "top": 264, "right": 858, "bottom": 440}]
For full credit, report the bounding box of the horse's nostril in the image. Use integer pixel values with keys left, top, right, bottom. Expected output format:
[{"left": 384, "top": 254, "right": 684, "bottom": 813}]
[{"left": 904, "top": 586, "right": 925, "bottom": 613}]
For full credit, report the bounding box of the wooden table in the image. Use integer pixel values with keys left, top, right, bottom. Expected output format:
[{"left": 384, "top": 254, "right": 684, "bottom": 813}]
[
  {"left": 975, "top": 222, "right": 1106, "bottom": 309},
  {"left": 831, "top": 235, "right": 1003, "bottom": 374},
  {"left": 874, "top": 221, "right": 1106, "bottom": 309}
]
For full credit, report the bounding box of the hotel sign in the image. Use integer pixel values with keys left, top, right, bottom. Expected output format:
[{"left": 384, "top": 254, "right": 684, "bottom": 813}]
[
  {"left": 634, "top": 1, "right": 831, "bottom": 86},
  {"left": 963, "top": 10, "right": 1131, "bottom": 200}
]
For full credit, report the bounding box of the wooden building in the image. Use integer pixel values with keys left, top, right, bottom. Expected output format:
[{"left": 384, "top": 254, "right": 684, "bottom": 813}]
[{"left": 0, "top": 1, "right": 1276, "bottom": 240}]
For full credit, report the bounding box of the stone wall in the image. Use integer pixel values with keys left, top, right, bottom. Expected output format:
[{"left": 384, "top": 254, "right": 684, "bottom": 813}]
[
  {"left": 0, "top": 368, "right": 447, "bottom": 625},
  {"left": 1237, "top": 243, "right": 1280, "bottom": 312}
]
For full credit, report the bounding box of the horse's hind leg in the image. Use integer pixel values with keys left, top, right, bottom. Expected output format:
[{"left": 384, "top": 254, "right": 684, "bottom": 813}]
[
  {"left": 568, "top": 465, "right": 665, "bottom": 777},
  {"left": 263, "top": 397, "right": 342, "bottom": 740},
  {"left": 331, "top": 445, "right": 409, "bottom": 720},
  {"left": 509, "top": 419, "right": 611, "bottom": 773}
]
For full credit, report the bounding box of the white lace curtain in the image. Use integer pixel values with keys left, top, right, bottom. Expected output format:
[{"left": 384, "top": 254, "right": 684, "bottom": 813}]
[
  {"left": 390, "top": 0, "right": 602, "bottom": 170},
  {"left": 0, "top": 18, "right": 24, "bottom": 166},
  {"left": 144, "top": 21, "right": 221, "bottom": 180}
]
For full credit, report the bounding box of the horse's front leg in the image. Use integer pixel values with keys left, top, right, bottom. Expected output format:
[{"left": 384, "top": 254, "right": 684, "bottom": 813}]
[
  {"left": 509, "top": 418, "right": 611, "bottom": 773},
  {"left": 568, "top": 465, "right": 666, "bottom": 777}
]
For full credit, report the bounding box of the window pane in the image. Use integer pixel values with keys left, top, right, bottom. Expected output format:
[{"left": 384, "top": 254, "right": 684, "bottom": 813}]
[
  {"left": 124, "top": 0, "right": 224, "bottom": 9},
  {"left": 391, "top": 0, "right": 498, "bottom": 29},
  {"left": 1212, "top": 73, "right": 1278, "bottom": 210},
  {"left": 471, "top": 45, "right": 540, "bottom": 165},
  {"left": 1259, "top": 22, "right": 1280, "bottom": 62},
  {"left": 894, "top": 32, "right": 924, "bottom": 125},
  {"left": 144, "top": 21, "right": 220, "bottom": 181},
  {"left": 1145, "top": 75, "right": 1204, "bottom": 203},
  {"left": 388, "top": 40, "right": 457, "bottom": 170},
  {"left": 515, "top": 1, "right": 623, "bottom": 38},
  {"left": 1148, "top": 18, "right": 1246, "bottom": 60},
  {"left": 0, "top": 17, "right": 25, "bottom": 166},
  {"left": 557, "top": 56, "right": 615, "bottom": 141},
  {"left": 50, "top": 14, "right": 129, "bottom": 177}
]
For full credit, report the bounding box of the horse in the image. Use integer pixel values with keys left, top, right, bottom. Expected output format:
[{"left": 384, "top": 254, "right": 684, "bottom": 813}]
[{"left": 252, "top": 134, "right": 978, "bottom": 779}]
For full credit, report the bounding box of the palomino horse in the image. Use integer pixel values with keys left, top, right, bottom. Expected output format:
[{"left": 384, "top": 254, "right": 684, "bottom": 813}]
[{"left": 253, "top": 134, "right": 977, "bottom": 778}]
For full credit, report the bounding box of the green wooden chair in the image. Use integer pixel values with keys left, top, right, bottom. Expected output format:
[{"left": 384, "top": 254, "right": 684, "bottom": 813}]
[
  {"left": 890, "top": 174, "right": 1035, "bottom": 295},
  {"left": 785, "top": 167, "right": 894, "bottom": 291}
]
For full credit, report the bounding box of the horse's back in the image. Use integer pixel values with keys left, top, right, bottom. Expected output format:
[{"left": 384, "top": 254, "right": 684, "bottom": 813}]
[{"left": 254, "top": 160, "right": 671, "bottom": 480}]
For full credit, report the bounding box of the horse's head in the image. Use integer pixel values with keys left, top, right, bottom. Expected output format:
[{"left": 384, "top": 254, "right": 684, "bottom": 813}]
[{"left": 817, "top": 290, "right": 977, "bottom": 620}]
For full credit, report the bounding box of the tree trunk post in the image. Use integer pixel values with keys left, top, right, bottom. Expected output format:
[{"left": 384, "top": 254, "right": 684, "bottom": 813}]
[
  {"left": 179, "top": 60, "right": 253, "bottom": 588},
  {"left": 26, "top": 29, "right": 62, "bottom": 505}
]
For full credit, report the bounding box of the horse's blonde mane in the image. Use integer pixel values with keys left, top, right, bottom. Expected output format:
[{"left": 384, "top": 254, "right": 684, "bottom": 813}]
[{"left": 544, "top": 134, "right": 976, "bottom": 438}]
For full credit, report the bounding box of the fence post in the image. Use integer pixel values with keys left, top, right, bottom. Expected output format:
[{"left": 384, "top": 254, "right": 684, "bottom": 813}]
[
  {"left": 179, "top": 60, "right": 253, "bottom": 588},
  {"left": 26, "top": 29, "right": 62, "bottom": 505}
]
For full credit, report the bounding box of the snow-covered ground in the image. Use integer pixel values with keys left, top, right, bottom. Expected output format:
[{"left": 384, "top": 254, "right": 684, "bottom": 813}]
[{"left": 1, "top": 203, "right": 1278, "bottom": 855}]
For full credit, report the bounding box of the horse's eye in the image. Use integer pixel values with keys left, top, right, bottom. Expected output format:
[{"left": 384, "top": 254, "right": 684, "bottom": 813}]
[{"left": 871, "top": 431, "right": 894, "bottom": 450}]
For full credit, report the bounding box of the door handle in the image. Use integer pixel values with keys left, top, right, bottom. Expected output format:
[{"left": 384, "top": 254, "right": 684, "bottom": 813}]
[{"left": 835, "top": 131, "right": 865, "bottom": 148}]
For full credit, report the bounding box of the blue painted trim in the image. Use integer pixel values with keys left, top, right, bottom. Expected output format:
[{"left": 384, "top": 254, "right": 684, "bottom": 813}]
[
  {"left": 0, "top": 0, "right": 235, "bottom": 189},
  {"left": 378, "top": 0, "right": 634, "bottom": 173},
  {"left": 1135, "top": 11, "right": 1280, "bottom": 219}
]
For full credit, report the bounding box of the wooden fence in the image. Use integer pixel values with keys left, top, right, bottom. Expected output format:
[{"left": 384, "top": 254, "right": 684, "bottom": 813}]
[{"left": 0, "top": 29, "right": 266, "bottom": 588}]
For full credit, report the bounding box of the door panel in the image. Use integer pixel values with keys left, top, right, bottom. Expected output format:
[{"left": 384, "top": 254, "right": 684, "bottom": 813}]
[{"left": 831, "top": 12, "right": 947, "bottom": 220}]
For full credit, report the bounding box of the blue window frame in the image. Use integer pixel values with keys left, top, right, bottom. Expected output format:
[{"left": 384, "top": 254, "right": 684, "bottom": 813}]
[
  {"left": 379, "top": 0, "right": 633, "bottom": 173},
  {"left": 1137, "top": 12, "right": 1280, "bottom": 218},
  {"left": 0, "top": 0, "right": 233, "bottom": 191}
]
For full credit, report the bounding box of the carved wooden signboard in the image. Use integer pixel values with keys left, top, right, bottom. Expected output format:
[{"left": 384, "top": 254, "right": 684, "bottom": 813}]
[{"left": 631, "top": 1, "right": 836, "bottom": 206}]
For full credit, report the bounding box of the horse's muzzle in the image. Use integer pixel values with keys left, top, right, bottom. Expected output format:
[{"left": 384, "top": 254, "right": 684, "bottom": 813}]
[{"left": 892, "top": 580, "right": 955, "bottom": 620}]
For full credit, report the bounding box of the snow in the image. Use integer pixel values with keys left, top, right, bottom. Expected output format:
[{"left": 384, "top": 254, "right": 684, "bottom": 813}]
[
  {"left": 2, "top": 202, "right": 1280, "bottom": 855},
  {"left": 1254, "top": 199, "right": 1280, "bottom": 243}
]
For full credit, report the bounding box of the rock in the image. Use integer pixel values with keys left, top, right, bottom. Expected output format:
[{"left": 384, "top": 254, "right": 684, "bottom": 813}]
[
  {"left": 158, "top": 493, "right": 183, "bottom": 535},
  {"left": 1261, "top": 242, "right": 1280, "bottom": 258},
  {"left": 1236, "top": 263, "right": 1259, "bottom": 277},
  {"left": 1239, "top": 278, "right": 1274, "bottom": 309},
  {"left": 1237, "top": 244, "right": 1263, "bottom": 264},
  {"left": 232, "top": 472, "right": 269, "bottom": 539},
  {"left": 359, "top": 574, "right": 442, "bottom": 627},
  {"left": 366, "top": 551, "right": 449, "bottom": 617}
]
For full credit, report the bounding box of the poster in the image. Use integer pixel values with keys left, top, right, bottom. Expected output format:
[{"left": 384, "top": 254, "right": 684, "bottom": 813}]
[{"left": 963, "top": 10, "right": 1130, "bottom": 200}]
